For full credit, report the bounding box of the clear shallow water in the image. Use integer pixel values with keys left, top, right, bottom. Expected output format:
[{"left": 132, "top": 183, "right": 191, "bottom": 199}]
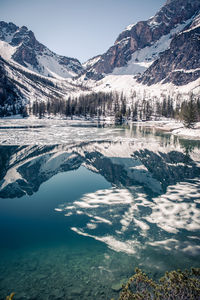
[{"left": 0, "top": 123, "right": 200, "bottom": 300}]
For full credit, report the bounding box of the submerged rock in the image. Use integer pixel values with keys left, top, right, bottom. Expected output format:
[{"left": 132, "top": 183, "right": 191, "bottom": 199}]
[{"left": 111, "top": 278, "right": 127, "bottom": 292}]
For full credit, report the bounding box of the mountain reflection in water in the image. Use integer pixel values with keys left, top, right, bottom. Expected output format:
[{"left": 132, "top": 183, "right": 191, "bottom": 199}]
[{"left": 0, "top": 137, "right": 200, "bottom": 257}]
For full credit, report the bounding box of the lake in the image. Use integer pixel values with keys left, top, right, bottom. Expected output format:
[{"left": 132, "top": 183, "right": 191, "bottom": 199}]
[{"left": 0, "top": 121, "right": 200, "bottom": 300}]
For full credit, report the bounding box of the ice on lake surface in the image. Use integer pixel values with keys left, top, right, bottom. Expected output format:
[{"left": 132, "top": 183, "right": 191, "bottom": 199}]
[
  {"left": 0, "top": 118, "right": 128, "bottom": 145},
  {"left": 0, "top": 120, "right": 200, "bottom": 300}
]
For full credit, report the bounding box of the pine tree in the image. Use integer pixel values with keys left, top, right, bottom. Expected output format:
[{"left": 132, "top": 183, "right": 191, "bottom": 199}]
[
  {"left": 182, "top": 98, "right": 198, "bottom": 128},
  {"left": 115, "top": 111, "right": 123, "bottom": 125},
  {"left": 161, "top": 98, "right": 167, "bottom": 117},
  {"left": 132, "top": 102, "right": 138, "bottom": 121},
  {"left": 156, "top": 101, "right": 162, "bottom": 119},
  {"left": 197, "top": 97, "right": 200, "bottom": 121}
]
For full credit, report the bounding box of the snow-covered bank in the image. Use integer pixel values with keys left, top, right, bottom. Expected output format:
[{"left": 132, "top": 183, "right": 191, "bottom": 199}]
[
  {"left": 172, "top": 125, "right": 200, "bottom": 140},
  {"left": 144, "top": 120, "right": 200, "bottom": 140}
]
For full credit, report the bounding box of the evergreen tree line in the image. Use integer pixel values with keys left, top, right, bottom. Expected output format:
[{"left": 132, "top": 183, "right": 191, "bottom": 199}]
[
  {"left": 31, "top": 92, "right": 121, "bottom": 118},
  {"left": 30, "top": 91, "right": 176, "bottom": 121},
  {"left": 28, "top": 91, "right": 200, "bottom": 127},
  {"left": 0, "top": 103, "right": 27, "bottom": 117}
]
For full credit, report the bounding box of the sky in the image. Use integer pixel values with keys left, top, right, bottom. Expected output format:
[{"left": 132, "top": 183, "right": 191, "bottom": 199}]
[{"left": 1, "top": 0, "right": 166, "bottom": 63}]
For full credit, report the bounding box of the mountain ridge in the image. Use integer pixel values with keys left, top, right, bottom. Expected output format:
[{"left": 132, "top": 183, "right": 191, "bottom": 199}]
[{"left": 0, "top": 21, "right": 83, "bottom": 79}]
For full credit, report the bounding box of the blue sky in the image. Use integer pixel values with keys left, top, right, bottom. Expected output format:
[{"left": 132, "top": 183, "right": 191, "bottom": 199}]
[{"left": 1, "top": 0, "right": 166, "bottom": 62}]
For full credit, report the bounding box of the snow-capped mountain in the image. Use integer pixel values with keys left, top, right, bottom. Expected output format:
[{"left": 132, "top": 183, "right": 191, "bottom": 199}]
[
  {"left": 0, "top": 0, "right": 200, "bottom": 115},
  {"left": 0, "top": 21, "right": 83, "bottom": 79},
  {"left": 84, "top": 0, "right": 200, "bottom": 85}
]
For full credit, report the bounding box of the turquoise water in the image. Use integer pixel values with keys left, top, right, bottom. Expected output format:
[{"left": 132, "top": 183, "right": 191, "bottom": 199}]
[{"left": 0, "top": 124, "right": 200, "bottom": 300}]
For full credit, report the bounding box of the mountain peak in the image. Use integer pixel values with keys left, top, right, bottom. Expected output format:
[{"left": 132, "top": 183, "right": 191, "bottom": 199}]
[
  {"left": 20, "top": 25, "right": 28, "bottom": 31},
  {"left": 0, "top": 20, "right": 83, "bottom": 78},
  {"left": 83, "top": 0, "right": 200, "bottom": 82}
]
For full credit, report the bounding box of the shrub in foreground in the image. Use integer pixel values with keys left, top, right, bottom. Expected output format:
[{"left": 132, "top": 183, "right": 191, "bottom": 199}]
[
  {"left": 118, "top": 268, "right": 200, "bottom": 300},
  {"left": 6, "top": 293, "right": 15, "bottom": 300}
]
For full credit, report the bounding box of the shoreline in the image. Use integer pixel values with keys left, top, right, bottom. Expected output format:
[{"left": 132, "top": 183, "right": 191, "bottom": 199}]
[
  {"left": 143, "top": 120, "right": 200, "bottom": 140},
  {"left": 1, "top": 115, "right": 200, "bottom": 140}
]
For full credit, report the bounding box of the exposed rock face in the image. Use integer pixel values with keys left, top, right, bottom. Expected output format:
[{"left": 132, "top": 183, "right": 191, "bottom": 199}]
[
  {"left": 138, "top": 14, "right": 200, "bottom": 86},
  {"left": 0, "top": 21, "right": 18, "bottom": 41},
  {"left": 84, "top": 0, "right": 200, "bottom": 81},
  {"left": 0, "top": 21, "right": 83, "bottom": 78}
]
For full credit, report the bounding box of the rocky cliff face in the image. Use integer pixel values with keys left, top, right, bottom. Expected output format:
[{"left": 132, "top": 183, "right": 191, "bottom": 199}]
[
  {"left": 0, "top": 21, "right": 83, "bottom": 78},
  {"left": 138, "top": 12, "right": 200, "bottom": 86},
  {"left": 84, "top": 0, "right": 200, "bottom": 83}
]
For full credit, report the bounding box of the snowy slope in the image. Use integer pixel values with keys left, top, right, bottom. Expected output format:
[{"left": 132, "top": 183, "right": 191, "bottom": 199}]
[
  {"left": 81, "top": 73, "right": 200, "bottom": 106},
  {"left": 0, "top": 40, "right": 17, "bottom": 60},
  {"left": 0, "top": 55, "right": 88, "bottom": 111},
  {"left": 82, "top": 55, "right": 102, "bottom": 69}
]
